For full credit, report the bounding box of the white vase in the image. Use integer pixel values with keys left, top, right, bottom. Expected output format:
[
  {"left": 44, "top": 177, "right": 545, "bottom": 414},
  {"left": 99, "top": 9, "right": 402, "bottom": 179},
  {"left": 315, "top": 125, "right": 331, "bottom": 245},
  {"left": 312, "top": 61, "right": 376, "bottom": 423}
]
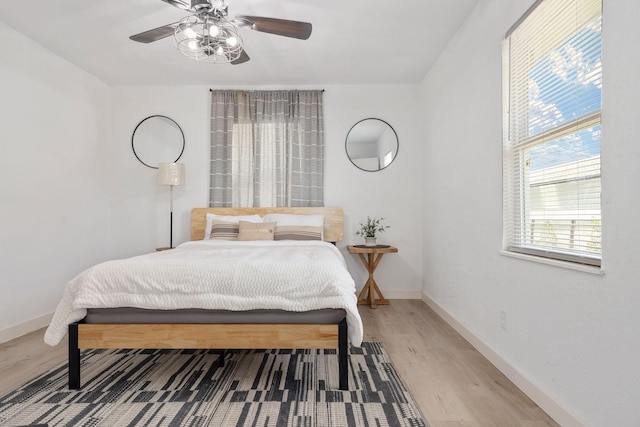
[{"left": 364, "top": 236, "right": 377, "bottom": 246}]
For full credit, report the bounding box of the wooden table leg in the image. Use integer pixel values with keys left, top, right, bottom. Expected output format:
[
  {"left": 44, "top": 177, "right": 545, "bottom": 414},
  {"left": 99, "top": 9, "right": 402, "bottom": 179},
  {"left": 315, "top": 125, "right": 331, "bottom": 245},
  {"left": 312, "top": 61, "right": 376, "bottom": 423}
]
[{"left": 356, "top": 252, "right": 390, "bottom": 308}]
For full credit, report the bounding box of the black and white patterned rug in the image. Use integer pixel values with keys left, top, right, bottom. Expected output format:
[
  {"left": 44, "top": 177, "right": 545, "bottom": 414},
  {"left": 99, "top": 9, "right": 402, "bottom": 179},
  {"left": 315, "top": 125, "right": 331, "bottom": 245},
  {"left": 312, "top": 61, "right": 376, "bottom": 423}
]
[{"left": 0, "top": 342, "right": 427, "bottom": 426}]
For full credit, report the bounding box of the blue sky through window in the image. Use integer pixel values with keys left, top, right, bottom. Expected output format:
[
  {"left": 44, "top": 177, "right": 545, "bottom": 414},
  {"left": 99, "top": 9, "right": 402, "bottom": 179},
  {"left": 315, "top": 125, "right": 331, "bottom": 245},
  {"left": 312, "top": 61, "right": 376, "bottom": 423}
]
[{"left": 528, "top": 17, "right": 602, "bottom": 171}]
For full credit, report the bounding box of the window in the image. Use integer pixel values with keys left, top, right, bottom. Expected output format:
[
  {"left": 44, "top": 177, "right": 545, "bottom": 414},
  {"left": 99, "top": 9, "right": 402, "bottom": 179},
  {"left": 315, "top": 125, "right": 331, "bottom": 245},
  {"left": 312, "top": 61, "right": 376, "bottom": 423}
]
[
  {"left": 502, "top": 0, "right": 602, "bottom": 266},
  {"left": 209, "top": 90, "right": 325, "bottom": 208}
]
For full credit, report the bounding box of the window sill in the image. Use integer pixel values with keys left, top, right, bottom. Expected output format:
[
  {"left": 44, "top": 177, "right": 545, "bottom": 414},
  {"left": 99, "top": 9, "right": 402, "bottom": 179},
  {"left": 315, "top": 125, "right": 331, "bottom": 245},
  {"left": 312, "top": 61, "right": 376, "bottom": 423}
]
[{"left": 499, "top": 250, "right": 604, "bottom": 275}]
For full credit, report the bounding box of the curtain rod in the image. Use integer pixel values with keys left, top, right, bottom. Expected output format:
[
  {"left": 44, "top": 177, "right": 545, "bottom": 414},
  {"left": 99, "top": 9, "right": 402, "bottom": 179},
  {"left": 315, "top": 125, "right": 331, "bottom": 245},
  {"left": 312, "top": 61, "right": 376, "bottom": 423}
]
[{"left": 209, "top": 89, "right": 325, "bottom": 92}]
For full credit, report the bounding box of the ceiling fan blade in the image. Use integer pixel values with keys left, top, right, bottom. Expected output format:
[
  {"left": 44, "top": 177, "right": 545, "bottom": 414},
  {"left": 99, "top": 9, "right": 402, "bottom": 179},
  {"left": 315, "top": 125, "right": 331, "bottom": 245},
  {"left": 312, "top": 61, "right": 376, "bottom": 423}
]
[
  {"left": 160, "top": 0, "right": 190, "bottom": 10},
  {"left": 129, "top": 23, "right": 178, "bottom": 43},
  {"left": 231, "top": 49, "right": 250, "bottom": 65},
  {"left": 234, "top": 16, "right": 312, "bottom": 40}
]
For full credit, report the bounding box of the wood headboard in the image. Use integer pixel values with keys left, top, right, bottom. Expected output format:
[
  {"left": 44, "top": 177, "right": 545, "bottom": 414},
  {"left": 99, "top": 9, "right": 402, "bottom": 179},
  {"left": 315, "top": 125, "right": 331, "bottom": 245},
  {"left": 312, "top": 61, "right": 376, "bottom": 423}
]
[{"left": 191, "top": 207, "right": 344, "bottom": 242}]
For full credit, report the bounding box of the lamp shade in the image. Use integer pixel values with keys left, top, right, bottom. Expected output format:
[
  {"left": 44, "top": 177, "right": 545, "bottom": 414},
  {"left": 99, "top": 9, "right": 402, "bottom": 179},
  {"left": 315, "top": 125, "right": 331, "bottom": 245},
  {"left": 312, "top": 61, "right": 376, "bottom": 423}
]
[{"left": 158, "top": 163, "right": 185, "bottom": 186}]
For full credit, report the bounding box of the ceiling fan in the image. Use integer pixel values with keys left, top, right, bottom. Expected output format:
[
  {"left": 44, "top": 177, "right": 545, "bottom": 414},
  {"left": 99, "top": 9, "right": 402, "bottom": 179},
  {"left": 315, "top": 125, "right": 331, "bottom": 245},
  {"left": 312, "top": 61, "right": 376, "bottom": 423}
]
[{"left": 129, "top": 0, "right": 312, "bottom": 64}]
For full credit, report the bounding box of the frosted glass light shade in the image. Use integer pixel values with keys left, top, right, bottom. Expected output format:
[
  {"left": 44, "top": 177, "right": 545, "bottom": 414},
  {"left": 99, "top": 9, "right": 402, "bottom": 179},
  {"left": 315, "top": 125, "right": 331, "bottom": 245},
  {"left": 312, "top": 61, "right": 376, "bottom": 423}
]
[{"left": 158, "top": 163, "right": 185, "bottom": 186}]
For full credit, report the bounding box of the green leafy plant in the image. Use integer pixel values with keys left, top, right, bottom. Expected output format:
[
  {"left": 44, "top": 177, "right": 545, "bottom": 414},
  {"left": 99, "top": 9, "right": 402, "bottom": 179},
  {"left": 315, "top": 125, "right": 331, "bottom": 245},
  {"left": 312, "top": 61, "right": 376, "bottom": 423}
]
[{"left": 356, "top": 216, "right": 389, "bottom": 238}]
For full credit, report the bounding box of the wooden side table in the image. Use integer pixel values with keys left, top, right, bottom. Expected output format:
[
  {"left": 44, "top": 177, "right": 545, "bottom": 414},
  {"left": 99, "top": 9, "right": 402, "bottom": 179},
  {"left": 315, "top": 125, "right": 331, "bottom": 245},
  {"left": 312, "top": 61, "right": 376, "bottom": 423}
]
[{"left": 347, "top": 245, "right": 398, "bottom": 308}]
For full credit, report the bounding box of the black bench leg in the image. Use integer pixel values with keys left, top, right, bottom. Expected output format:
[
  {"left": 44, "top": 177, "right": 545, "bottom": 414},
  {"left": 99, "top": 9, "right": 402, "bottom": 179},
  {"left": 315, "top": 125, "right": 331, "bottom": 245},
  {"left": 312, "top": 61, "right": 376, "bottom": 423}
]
[
  {"left": 338, "top": 318, "right": 348, "bottom": 390},
  {"left": 69, "top": 323, "right": 81, "bottom": 390}
]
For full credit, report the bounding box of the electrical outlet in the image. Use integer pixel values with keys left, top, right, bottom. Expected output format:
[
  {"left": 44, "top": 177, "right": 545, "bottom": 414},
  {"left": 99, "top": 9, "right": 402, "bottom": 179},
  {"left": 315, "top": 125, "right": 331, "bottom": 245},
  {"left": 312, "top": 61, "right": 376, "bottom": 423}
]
[{"left": 500, "top": 310, "right": 507, "bottom": 331}]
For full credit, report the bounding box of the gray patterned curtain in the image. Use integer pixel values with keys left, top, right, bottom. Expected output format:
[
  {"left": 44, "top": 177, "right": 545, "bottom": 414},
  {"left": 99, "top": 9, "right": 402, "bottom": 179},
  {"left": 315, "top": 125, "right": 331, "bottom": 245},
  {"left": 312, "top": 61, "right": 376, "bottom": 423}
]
[{"left": 209, "top": 90, "right": 324, "bottom": 207}]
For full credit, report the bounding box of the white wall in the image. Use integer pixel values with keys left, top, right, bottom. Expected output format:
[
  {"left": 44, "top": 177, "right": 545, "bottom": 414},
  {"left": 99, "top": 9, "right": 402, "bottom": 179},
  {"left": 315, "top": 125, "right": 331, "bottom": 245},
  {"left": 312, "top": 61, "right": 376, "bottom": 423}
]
[
  {"left": 419, "top": 1, "right": 640, "bottom": 426},
  {"left": 108, "top": 86, "right": 208, "bottom": 259},
  {"left": 108, "top": 84, "right": 424, "bottom": 297},
  {"left": 324, "top": 86, "right": 423, "bottom": 297},
  {"left": 0, "top": 22, "right": 112, "bottom": 341}
]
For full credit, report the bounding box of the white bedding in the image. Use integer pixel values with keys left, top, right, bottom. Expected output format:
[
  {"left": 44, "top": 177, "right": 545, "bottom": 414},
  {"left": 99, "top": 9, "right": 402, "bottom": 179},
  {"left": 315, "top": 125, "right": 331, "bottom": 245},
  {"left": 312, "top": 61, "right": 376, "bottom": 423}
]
[{"left": 44, "top": 240, "right": 363, "bottom": 347}]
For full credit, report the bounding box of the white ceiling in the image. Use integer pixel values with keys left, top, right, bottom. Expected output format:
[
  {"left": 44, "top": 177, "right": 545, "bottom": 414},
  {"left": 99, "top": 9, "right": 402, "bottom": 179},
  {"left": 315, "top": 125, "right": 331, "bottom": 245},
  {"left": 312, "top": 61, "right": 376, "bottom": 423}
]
[{"left": 0, "top": 0, "right": 478, "bottom": 86}]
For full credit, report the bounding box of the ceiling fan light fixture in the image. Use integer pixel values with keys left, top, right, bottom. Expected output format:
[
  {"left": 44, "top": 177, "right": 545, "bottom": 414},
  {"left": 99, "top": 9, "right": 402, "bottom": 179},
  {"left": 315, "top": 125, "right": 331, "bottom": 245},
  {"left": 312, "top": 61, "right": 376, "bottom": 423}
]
[
  {"left": 175, "top": 14, "right": 243, "bottom": 63},
  {"left": 209, "top": 25, "right": 220, "bottom": 37},
  {"left": 184, "top": 27, "right": 197, "bottom": 39},
  {"left": 131, "top": 0, "right": 313, "bottom": 66}
]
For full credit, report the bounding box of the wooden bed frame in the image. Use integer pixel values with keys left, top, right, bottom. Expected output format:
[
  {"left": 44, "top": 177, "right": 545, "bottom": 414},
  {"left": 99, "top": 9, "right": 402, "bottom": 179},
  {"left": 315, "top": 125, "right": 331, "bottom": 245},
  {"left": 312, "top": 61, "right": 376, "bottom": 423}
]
[{"left": 68, "top": 207, "right": 349, "bottom": 390}]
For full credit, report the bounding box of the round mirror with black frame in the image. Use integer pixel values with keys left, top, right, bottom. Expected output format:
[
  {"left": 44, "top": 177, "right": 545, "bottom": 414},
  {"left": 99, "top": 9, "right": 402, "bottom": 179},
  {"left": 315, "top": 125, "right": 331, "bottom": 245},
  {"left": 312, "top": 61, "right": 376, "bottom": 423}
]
[
  {"left": 132, "top": 115, "right": 185, "bottom": 169},
  {"left": 345, "top": 118, "right": 398, "bottom": 172}
]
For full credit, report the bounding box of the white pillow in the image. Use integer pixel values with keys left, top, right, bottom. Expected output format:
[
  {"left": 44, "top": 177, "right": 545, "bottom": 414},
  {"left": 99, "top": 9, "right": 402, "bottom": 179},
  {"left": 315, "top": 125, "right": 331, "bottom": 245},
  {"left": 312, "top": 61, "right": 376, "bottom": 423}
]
[
  {"left": 262, "top": 213, "right": 324, "bottom": 239},
  {"left": 203, "top": 213, "right": 262, "bottom": 240}
]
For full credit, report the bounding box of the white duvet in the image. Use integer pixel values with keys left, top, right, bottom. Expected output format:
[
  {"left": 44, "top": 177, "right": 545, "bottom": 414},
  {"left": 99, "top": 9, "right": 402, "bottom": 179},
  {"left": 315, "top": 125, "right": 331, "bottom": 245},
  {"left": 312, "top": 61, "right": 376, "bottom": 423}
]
[{"left": 44, "top": 240, "right": 363, "bottom": 347}]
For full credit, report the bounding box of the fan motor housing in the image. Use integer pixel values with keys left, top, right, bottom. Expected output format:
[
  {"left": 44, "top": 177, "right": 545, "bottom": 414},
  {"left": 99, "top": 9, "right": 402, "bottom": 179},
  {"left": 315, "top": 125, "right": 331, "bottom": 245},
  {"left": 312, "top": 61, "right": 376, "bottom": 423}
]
[{"left": 191, "top": 0, "right": 213, "bottom": 10}]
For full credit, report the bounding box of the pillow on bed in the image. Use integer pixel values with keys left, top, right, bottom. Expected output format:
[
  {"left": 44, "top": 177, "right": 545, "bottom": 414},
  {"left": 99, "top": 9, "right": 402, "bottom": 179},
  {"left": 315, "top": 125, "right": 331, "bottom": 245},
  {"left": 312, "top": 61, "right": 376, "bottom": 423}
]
[
  {"left": 237, "top": 221, "right": 277, "bottom": 241},
  {"left": 274, "top": 225, "right": 322, "bottom": 241},
  {"left": 262, "top": 214, "right": 325, "bottom": 239},
  {"left": 204, "top": 213, "right": 262, "bottom": 240},
  {"left": 209, "top": 220, "right": 240, "bottom": 240}
]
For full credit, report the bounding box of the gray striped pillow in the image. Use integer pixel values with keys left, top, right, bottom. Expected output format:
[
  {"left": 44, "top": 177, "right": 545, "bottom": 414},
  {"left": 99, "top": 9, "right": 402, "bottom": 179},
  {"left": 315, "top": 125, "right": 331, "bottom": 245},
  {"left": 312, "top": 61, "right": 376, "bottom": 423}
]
[
  {"left": 274, "top": 225, "right": 322, "bottom": 241},
  {"left": 209, "top": 220, "right": 239, "bottom": 240}
]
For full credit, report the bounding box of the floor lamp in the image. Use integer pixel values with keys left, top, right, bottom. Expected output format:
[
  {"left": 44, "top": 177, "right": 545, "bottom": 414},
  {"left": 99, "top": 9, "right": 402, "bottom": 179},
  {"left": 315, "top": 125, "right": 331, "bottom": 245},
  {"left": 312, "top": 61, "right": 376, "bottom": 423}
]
[{"left": 158, "top": 162, "right": 185, "bottom": 249}]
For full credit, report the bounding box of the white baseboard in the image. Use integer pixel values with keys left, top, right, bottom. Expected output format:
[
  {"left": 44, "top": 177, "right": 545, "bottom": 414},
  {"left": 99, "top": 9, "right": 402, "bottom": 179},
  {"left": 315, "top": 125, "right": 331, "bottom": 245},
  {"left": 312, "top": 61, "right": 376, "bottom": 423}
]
[
  {"left": 0, "top": 313, "right": 52, "bottom": 344},
  {"left": 421, "top": 294, "right": 585, "bottom": 427}
]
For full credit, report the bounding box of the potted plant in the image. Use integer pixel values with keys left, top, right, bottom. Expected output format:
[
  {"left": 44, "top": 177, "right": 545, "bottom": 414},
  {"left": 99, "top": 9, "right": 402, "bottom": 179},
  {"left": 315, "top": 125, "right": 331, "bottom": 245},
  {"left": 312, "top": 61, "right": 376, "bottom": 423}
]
[{"left": 356, "top": 216, "right": 389, "bottom": 246}]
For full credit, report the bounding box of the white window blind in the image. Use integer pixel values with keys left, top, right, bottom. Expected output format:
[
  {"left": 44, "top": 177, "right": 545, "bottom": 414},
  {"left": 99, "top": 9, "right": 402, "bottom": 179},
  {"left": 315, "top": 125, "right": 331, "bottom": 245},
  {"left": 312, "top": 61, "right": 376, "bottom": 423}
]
[{"left": 502, "top": 0, "right": 602, "bottom": 266}]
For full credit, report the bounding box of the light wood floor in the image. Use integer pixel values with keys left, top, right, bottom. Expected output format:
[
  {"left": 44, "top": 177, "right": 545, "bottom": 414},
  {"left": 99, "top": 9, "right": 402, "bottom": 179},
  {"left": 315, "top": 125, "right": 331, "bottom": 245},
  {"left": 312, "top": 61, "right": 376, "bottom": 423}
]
[{"left": 0, "top": 300, "right": 559, "bottom": 427}]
